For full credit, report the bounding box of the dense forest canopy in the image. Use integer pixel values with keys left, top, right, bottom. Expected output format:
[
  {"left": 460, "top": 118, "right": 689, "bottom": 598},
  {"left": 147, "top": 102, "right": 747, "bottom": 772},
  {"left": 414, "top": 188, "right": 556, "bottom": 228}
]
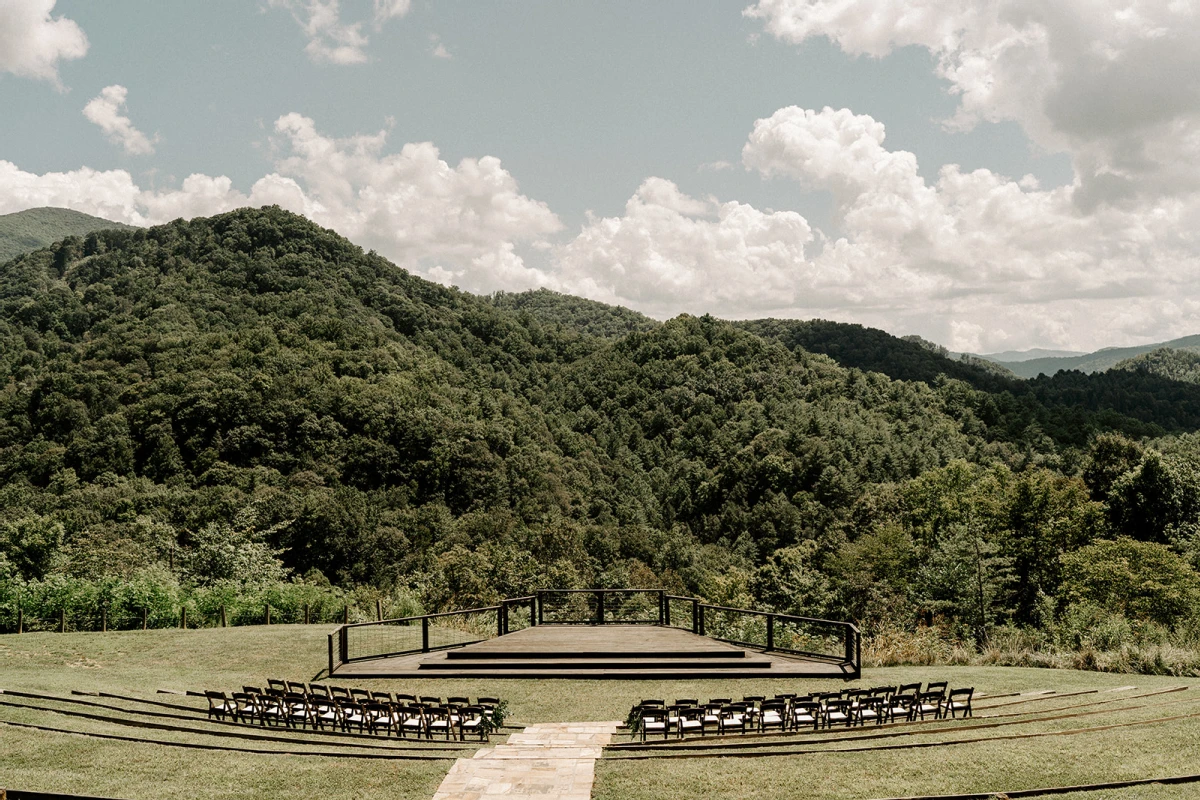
[{"left": 2, "top": 206, "right": 1200, "bottom": 647}]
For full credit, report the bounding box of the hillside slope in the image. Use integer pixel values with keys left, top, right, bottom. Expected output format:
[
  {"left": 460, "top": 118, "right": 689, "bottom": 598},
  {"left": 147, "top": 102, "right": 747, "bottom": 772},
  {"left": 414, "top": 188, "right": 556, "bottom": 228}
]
[{"left": 0, "top": 207, "right": 133, "bottom": 264}]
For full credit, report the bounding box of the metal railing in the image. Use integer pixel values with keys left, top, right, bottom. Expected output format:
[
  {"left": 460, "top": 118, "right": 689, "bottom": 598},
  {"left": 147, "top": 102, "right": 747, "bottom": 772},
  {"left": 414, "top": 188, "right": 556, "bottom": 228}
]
[
  {"left": 665, "top": 594, "right": 859, "bottom": 673},
  {"left": 535, "top": 589, "right": 665, "bottom": 625},
  {"left": 327, "top": 589, "right": 859, "bottom": 678}
]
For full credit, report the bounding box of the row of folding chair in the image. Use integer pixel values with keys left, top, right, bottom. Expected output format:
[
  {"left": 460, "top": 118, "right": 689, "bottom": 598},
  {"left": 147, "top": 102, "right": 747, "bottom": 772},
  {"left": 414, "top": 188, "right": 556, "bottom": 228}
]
[
  {"left": 631, "top": 685, "right": 974, "bottom": 739},
  {"left": 261, "top": 678, "right": 500, "bottom": 711}
]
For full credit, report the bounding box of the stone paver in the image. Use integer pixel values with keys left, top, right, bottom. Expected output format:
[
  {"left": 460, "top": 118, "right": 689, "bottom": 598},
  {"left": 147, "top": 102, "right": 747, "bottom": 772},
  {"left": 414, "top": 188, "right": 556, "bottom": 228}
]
[{"left": 431, "top": 721, "right": 620, "bottom": 800}]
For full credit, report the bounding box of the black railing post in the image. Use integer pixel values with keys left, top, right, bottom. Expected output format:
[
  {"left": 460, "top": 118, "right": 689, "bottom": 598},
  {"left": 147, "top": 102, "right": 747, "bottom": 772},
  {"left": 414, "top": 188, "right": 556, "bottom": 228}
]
[
  {"left": 698, "top": 604, "right": 705, "bottom": 637},
  {"left": 16, "top": 605, "right": 23, "bottom": 634},
  {"left": 597, "top": 590, "right": 605, "bottom": 625},
  {"left": 498, "top": 604, "right": 506, "bottom": 637},
  {"left": 536, "top": 592, "right": 543, "bottom": 625},
  {"left": 340, "top": 626, "right": 348, "bottom": 663},
  {"left": 328, "top": 632, "right": 335, "bottom": 676},
  {"left": 767, "top": 614, "right": 775, "bottom": 652},
  {"left": 530, "top": 596, "right": 537, "bottom": 626},
  {"left": 691, "top": 599, "right": 699, "bottom": 634},
  {"left": 422, "top": 616, "right": 430, "bottom": 652},
  {"left": 658, "top": 591, "right": 665, "bottom": 625}
]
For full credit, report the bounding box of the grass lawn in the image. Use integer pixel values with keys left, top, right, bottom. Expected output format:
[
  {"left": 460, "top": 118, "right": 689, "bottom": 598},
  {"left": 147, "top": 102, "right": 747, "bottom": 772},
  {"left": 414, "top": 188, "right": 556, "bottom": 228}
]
[{"left": 2, "top": 624, "right": 1197, "bottom": 799}]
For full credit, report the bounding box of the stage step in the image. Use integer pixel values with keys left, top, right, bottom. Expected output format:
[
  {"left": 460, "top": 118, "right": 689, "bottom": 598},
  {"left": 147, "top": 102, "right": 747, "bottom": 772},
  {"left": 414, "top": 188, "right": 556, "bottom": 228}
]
[
  {"left": 445, "top": 649, "right": 745, "bottom": 660},
  {"left": 420, "top": 658, "right": 773, "bottom": 671}
]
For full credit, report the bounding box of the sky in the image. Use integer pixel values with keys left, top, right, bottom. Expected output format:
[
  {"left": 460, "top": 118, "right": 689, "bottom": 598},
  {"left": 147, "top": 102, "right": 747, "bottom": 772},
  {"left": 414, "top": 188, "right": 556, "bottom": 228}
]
[{"left": 0, "top": 0, "right": 1197, "bottom": 354}]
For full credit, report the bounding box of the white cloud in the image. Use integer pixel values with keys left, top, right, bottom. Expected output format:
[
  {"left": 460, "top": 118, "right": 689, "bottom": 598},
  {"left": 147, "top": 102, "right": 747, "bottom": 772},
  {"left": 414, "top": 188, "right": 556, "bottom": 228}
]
[
  {"left": 554, "top": 178, "right": 814, "bottom": 316},
  {"left": 739, "top": 105, "right": 1200, "bottom": 352},
  {"left": 269, "top": 0, "right": 411, "bottom": 64},
  {"left": 744, "top": 0, "right": 1200, "bottom": 207},
  {"left": 0, "top": 0, "right": 87, "bottom": 85},
  {"left": 82, "top": 85, "right": 156, "bottom": 156},
  {"left": 0, "top": 113, "right": 561, "bottom": 293}
]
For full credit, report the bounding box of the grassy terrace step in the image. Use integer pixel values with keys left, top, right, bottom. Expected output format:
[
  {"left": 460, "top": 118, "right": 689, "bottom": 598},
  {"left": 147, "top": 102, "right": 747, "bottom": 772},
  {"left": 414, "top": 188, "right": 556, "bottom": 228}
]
[{"left": 3, "top": 625, "right": 1200, "bottom": 800}]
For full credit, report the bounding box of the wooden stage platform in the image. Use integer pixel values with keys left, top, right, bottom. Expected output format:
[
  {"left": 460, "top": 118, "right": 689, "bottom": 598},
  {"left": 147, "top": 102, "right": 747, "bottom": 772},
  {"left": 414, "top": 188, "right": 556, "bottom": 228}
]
[{"left": 333, "top": 624, "right": 854, "bottom": 679}]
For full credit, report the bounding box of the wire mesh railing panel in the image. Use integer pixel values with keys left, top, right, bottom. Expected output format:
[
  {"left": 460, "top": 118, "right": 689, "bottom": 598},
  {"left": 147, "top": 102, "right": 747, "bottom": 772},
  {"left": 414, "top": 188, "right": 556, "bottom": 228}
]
[
  {"left": 427, "top": 609, "right": 499, "bottom": 649},
  {"left": 704, "top": 607, "right": 769, "bottom": 647},
  {"left": 773, "top": 616, "right": 844, "bottom": 660},
  {"left": 665, "top": 596, "right": 695, "bottom": 631},
  {"left": 537, "top": 591, "right": 596, "bottom": 623},
  {"left": 345, "top": 619, "right": 424, "bottom": 661},
  {"left": 603, "top": 591, "right": 660, "bottom": 623},
  {"left": 503, "top": 601, "right": 533, "bottom": 633}
]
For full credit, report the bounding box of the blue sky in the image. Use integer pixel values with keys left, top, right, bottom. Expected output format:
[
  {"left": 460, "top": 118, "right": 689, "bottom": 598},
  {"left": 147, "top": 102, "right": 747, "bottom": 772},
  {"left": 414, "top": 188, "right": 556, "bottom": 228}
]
[{"left": 1, "top": 1, "right": 1197, "bottom": 353}]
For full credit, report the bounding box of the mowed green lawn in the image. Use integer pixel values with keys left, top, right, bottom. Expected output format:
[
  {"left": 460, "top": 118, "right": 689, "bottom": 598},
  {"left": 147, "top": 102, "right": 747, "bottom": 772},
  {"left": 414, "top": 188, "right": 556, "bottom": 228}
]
[{"left": 1, "top": 624, "right": 1198, "bottom": 799}]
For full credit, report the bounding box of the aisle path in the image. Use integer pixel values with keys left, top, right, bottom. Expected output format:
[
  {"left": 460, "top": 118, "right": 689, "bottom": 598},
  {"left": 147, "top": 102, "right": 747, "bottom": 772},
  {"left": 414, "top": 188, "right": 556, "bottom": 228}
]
[{"left": 431, "top": 721, "right": 620, "bottom": 800}]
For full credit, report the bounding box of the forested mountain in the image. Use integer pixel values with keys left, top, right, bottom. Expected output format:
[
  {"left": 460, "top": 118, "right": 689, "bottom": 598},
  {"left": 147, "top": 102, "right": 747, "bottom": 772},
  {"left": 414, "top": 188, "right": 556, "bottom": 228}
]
[
  {"left": 1115, "top": 348, "right": 1200, "bottom": 385},
  {"left": 3, "top": 206, "right": 1200, "bottom": 646},
  {"left": 487, "top": 288, "right": 659, "bottom": 340},
  {"left": 0, "top": 207, "right": 132, "bottom": 264}
]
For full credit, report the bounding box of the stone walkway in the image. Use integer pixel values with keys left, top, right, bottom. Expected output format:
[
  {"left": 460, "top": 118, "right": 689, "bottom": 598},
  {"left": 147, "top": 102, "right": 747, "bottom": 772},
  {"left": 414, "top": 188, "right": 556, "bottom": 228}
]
[{"left": 431, "top": 721, "right": 620, "bottom": 800}]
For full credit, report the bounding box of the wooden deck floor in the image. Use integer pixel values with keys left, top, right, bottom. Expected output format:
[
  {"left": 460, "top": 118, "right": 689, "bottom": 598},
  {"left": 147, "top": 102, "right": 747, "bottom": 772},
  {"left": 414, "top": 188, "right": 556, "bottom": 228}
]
[{"left": 334, "top": 624, "right": 854, "bottom": 680}]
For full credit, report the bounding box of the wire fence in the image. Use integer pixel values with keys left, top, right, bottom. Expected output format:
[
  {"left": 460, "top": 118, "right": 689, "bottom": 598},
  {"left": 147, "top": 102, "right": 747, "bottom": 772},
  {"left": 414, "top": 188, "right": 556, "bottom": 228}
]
[{"left": 535, "top": 589, "right": 664, "bottom": 624}]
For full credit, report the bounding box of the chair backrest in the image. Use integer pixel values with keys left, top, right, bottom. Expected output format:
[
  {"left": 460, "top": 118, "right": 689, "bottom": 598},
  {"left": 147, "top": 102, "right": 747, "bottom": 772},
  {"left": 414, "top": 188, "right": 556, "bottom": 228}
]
[
  {"left": 742, "top": 695, "right": 765, "bottom": 704},
  {"left": 869, "top": 686, "right": 896, "bottom": 698},
  {"left": 674, "top": 698, "right": 698, "bottom": 707},
  {"left": 948, "top": 687, "right": 974, "bottom": 700},
  {"left": 792, "top": 701, "right": 820, "bottom": 717},
  {"left": 395, "top": 693, "right": 417, "bottom": 704},
  {"left": 308, "top": 683, "right": 331, "bottom": 698},
  {"left": 447, "top": 696, "right": 470, "bottom": 705},
  {"left": 897, "top": 682, "right": 921, "bottom": 696},
  {"left": 925, "top": 681, "right": 948, "bottom": 697},
  {"left": 477, "top": 696, "right": 500, "bottom": 706},
  {"left": 859, "top": 696, "right": 885, "bottom": 711},
  {"left": 773, "top": 693, "right": 796, "bottom": 700},
  {"left": 267, "top": 679, "right": 287, "bottom": 692},
  {"left": 350, "top": 688, "right": 372, "bottom": 701},
  {"left": 708, "top": 698, "right": 731, "bottom": 705},
  {"left": 919, "top": 690, "right": 943, "bottom": 705},
  {"left": 330, "top": 686, "right": 351, "bottom": 700},
  {"left": 843, "top": 688, "right": 866, "bottom": 701},
  {"left": 639, "top": 699, "right": 664, "bottom": 707},
  {"left": 286, "top": 680, "right": 307, "bottom": 694},
  {"left": 242, "top": 686, "right": 263, "bottom": 695},
  {"left": 826, "top": 699, "right": 852, "bottom": 714}
]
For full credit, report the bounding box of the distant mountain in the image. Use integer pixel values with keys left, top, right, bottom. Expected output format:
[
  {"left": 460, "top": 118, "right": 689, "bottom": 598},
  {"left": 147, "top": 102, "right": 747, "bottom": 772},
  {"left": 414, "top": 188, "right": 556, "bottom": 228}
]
[
  {"left": 0, "top": 207, "right": 133, "bottom": 264},
  {"left": 981, "top": 348, "right": 1086, "bottom": 362},
  {"left": 985, "top": 335, "right": 1200, "bottom": 378}
]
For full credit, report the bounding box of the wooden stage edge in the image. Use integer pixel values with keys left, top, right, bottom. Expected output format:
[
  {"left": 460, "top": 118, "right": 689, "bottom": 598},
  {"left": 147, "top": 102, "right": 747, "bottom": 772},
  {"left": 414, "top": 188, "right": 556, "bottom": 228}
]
[{"left": 333, "top": 624, "right": 855, "bottom": 680}]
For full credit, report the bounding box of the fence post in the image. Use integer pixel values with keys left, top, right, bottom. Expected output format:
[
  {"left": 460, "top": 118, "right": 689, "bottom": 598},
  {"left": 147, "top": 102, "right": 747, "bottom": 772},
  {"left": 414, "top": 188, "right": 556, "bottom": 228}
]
[
  {"left": 498, "top": 604, "right": 506, "bottom": 637},
  {"left": 536, "top": 592, "right": 543, "bottom": 625},
  {"left": 698, "top": 604, "right": 705, "bottom": 637},
  {"left": 658, "top": 591, "right": 665, "bottom": 626},
  {"left": 142, "top": 607, "right": 148, "bottom": 630},
  {"left": 766, "top": 614, "right": 775, "bottom": 652},
  {"left": 422, "top": 617, "right": 430, "bottom": 652},
  {"left": 102, "top": 607, "right": 107, "bottom": 633},
  {"left": 304, "top": 603, "right": 310, "bottom": 625},
  {"left": 16, "top": 605, "right": 22, "bottom": 634},
  {"left": 265, "top": 604, "right": 271, "bottom": 625},
  {"left": 691, "top": 599, "right": 699, "bottom": 634},
  {"left": 530, "top": 596, "right": 537, "bottom": 627},
  {"left": 328, "top": 632, "right": 335, "bottom": 677},
  {"left": 343, "top": 606, "right": 349, "bottom": 624},
  {"left": 376, "top": 598, "right": 382, "bottom": 622},
  {"left": 597, "top": 590, "right": 605, "bottom": 625},
  {"left": 220, "top": 605, "right": 227, "bottom": 628},
  {"left": 664, "top": 595, "right": 671, "bottom": 627},
  {"left": 339, "top": 625, "right": 348, "bottom": 663},
  {"left": 60, "top": 608, "right": 66, "bottom": 633},
  {"left": 180, "top": 607, "right": 186, "bottom": 629}
]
